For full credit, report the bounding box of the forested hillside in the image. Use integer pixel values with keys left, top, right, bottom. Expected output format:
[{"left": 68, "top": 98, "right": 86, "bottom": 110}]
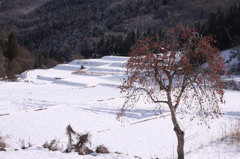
[
  {"left": 1, "top": 0, "right": 240, "bottom": 66},
  {"left": 0, "top": 0, "right": 48, "bottom": 22}
]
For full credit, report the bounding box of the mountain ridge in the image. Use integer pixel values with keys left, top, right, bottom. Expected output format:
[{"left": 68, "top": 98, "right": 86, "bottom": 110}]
[{"left": 1, "top": 0, "right": 240, "bottom": 62}]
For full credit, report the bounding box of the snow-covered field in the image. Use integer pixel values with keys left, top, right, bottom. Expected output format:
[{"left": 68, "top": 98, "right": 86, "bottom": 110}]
[{"left": 0, "top": 56, "right": 240, "bottom": 159}]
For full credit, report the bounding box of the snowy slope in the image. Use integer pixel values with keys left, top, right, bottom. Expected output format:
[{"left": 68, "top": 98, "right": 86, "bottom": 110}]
[
  {"left": 0, "top": 56, "right": 239, "bottom": 159},
  {"left": 221, "top": 47, "right": 240, "bottom": 74}
]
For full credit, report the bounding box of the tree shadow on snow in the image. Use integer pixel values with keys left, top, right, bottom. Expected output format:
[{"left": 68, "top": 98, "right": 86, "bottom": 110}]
[{"left": 81, "top": 107, "right": 170, "bottom": 120}]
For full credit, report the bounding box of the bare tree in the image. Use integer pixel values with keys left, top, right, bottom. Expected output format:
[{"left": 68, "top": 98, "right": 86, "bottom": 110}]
[{"left": 117, "top": 25, "right": 226, "bottom": 159}]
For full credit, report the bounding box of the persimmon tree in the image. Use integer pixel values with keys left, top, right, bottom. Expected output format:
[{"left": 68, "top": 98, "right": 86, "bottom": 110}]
[{"left": 117, "top": 25, "right": 226, "bottom": 159}]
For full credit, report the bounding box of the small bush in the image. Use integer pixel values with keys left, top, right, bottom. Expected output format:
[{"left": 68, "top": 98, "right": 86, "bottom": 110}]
[
  {"left": 75, "top": 133, "right": 93, "bottom": 155},
  {"left": 0, "top": 134, "right": 7, "bottom": 150},
  {"left": 96, "top": 145, "right": 110, "bottom": 154},
  {"left": 42, "top": 139, "right": 61, "bottom": 151},
  {"left": 65, "top": 124, "right": 93, "bottom": 155},
  {"left": 80, "top": 65, "right": 85, "bottom": 70},
  {"left": 19, "top": 139, "right": 32, "bottom": 150},
  {"left": 41, "top": 125, "right": 109, "bottom": 156}
]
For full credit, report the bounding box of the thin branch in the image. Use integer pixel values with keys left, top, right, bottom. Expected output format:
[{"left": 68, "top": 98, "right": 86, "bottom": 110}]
[{"left": 126, "top": 87, "right": 168, "bottom": 104}]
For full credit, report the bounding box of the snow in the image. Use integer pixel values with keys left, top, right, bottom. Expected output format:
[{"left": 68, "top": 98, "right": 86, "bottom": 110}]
[
  {"left": 0, "top": 148, "right": 135, "bottom": 159},
  {"left": 0, "top": 56, "right": 240, "bottom": 159},
  {"left": 221, "top": 48, "right": 240, "bottom": 74}
]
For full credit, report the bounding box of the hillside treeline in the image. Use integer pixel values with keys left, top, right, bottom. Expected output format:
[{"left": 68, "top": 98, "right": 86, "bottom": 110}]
[
  {"left": 198, "top": 3, "right": 240, "bottom": 51},
  {"left": 6, "top": 0, "right": 166, "bottom": 61},
  {"left": 0, "top": 0, "right": 240, "bottom": 71},
  {"left": 0, "top": 29, "right": 58, "bottom": 80},
  {"left": 83, "top": 2, "right": 240, "bottom": 60},
  {"left": 0, "top": 30, "right": 35, "bottom": 80}
]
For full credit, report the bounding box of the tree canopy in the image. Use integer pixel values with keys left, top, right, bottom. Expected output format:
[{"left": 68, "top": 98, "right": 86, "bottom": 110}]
[{"left": 118, "top": 25, "right": 226, "bottom": 159}]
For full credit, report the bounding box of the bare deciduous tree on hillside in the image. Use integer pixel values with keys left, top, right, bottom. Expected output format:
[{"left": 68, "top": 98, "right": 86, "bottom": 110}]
[{"left": 117, "top": 25, "right": 226, "bottom": 159}]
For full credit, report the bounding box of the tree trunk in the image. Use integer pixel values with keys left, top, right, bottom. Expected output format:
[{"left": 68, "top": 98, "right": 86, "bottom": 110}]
[
  {"left": 174, "top": 126, "right": 185, "bottom": 159},
  {"left": 169, "top": 104, "right": 185, "bottom": 159}
]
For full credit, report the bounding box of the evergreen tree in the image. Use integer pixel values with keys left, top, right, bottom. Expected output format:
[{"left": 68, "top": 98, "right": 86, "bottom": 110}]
[
  {"left": 235, "top": 5, "right": 240, "bottom": 36},
  {"left": 90, "top": 42, "right": 96, "bottom": 58},
  {"left": 199, "top": 4, "right": 240, "bottom": 50},
  {"left": 143, "top": 32, "right": 147, "bottom": 37},
  {"left": 108, "top": 35, "right": 116, "bottom": 55},
  {"left": 5, "top": 60, "right": 16, "bottom": 81},
  {"left": 206, "top": 12, "right": 217, "bottom": 36},
  {"left": 0, "top": 46, "right": 6, "bottom": 79},
  {"left": 82, "top": 40, "right": 90, "bottom": 58},
  {"left": 5, "top": 33, "right": 18, "bottom": 61},
  {"left": 105, "top": 38, "right": 111, "bottom": 55},
  {"left": 147, "top": 27, "right": 152, "bottom": 37},
  {"left": 152, "top": 30, "right": 157, "bottom": 42},
  {"left": 194, "top": 22, "right": 201, "bottom": 31},
  {"left": 121, "top": 33, "right": 132, "bottom": 56},
  {"left": 225, "top": 4, "right": 238, "bottom": 35},
  {"left": 200, "top": 8, "right": 204, "bottom": 19},
  {"left": 131, "top": 30, "right": 136, "bottom": 45},
  {"left": 49, "top": 47, "right": 63, "bottom": 62},
  {"left": 97, "top": 35, "right": 106, "bottom": 57},
  {"left": 162, "top": 0, "right": 170, "bottom": 5},
  {"left": 116, "top": 35, "right": 123, "bottom": 55},
  {"left": 158, "top": 28, "right": 166, "bottom": 41},
  {"left": 158, "top": 28, "right": 162, "bottom": 38},
  {"left": 136, "top": 29, "right": 140, "bottom": 40},
  {"left": 216, "top": 9, "right": 229, "bottom": 50}
]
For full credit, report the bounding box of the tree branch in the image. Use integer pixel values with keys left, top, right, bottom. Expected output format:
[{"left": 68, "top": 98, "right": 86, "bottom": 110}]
[{"left": 132, "top": 87, "right": 168, "bottom": 104}]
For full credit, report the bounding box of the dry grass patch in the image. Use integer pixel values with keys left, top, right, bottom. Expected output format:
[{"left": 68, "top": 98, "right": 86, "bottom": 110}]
[
  {"left": 228, "top": 121, "right": 240, "bottom": 148},
  {"left": 0, "top": 132, "right": 8, "bottom": 151},
  {"left": 0, "top": 136, "right": 7, "bottom": 148},
  {"left": 0, "top": 113, "right": 10, "bottom": 116},
  {"left": 219, "top": 118, "right": 240, "bottom": 149}
]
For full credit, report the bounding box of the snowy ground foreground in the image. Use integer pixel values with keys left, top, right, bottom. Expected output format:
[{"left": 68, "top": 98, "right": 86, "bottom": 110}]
[{"left": 0, "top": 56, "right": 240, "bottom": 159}]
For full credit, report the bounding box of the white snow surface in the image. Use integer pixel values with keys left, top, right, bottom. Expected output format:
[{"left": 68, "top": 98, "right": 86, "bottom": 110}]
[{"left": 0, "top": 56, "right": 239, "bottom": 159}]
